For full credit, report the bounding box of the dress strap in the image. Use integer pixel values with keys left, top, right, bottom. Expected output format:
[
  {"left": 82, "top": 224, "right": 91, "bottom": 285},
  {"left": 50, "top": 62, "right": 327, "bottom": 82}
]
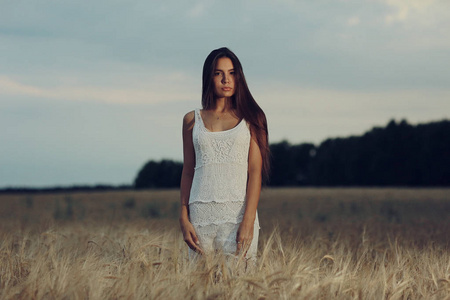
[
  {"left": 195, "top": 108, "right": 205, "bottom": 129},
  {"left": 194, "top": 108, "right": 199, "bottom": 123}
]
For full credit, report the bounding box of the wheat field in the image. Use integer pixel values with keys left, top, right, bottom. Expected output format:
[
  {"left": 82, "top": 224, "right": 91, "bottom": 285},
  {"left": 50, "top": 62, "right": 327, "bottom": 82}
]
[{"left": 0, "top": 188, "right": 449, "bottom": 299}]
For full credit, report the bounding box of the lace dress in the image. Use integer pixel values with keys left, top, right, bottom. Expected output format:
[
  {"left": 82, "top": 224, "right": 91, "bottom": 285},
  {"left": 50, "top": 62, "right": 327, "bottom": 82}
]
[{"left": 189, "top": 108, "right": 260, "bottom": 259}]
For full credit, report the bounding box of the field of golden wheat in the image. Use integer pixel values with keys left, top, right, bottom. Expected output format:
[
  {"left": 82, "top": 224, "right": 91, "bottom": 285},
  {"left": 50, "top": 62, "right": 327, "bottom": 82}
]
[{"left": 0, "top": 188, "right": 449, "bottom": 299}]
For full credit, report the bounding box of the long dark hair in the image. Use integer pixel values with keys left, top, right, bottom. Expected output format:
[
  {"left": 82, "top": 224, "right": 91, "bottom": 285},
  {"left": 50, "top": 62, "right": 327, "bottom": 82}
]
[{"left": 202, "top": 47, "right": 270, "bottom": 183}]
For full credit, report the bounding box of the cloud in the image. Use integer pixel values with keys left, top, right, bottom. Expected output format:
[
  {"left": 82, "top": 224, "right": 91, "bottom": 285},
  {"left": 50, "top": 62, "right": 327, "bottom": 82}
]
[
  {"left": 347, "top": 16, "right": 360, "bottom": 26},
  {"left": 0, "top": 74, "right": 197, "bottom": 104},
  {"left": 187, "top": 2, "right": 208, "bottom": 18},
  {"left": 0, "top": 76, "right": 43, "bottom": 97},
  {"left": 382, "top": 0, "right": 438, "bottom": 24}
]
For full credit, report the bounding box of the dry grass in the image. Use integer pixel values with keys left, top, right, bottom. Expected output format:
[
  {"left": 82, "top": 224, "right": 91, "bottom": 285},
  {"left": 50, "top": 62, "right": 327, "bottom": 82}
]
[{"left": 0, "top": 188, "right": 449, "bottom": 299}]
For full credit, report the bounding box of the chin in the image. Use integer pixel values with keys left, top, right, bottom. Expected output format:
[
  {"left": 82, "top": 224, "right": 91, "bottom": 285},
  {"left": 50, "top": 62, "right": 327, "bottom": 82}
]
[{"left": 215, "top": 92, "right": 235, "bottom": 98}]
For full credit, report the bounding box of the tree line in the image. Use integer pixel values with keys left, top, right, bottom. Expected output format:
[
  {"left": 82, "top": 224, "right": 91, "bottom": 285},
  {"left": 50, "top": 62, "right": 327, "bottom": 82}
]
[
  {"left": 2, "top": 118, "right": 448, "bottom": 193},
  {"left": 134, "top": 119, "right": 450, "bottom": 188}
]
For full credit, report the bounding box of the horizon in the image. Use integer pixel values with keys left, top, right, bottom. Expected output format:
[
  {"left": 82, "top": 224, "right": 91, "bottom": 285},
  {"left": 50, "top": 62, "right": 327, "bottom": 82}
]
[{"left": 1, "top": 117, "right": 448, "bottom": 189}]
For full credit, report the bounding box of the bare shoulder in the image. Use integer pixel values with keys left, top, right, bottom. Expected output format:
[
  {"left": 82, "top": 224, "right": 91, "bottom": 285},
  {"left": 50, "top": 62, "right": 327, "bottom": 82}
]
[
  {"left": 183, "top": 110, "right": 195, "bottom": 123},
  {"left": 183, "top": 110, "right": 195, "bottom": 131}
]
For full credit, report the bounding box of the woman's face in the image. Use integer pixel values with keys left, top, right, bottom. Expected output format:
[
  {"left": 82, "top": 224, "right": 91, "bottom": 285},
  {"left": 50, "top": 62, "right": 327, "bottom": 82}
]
[{"left": 213, "top": 57, "right": 235, "bottom": 99}]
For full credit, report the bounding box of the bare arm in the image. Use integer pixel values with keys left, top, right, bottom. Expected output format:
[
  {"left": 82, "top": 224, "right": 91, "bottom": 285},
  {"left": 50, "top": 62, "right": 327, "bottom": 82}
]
[
  {"left": 236, "top": 132, "right": 263, "bottom": 254},
  {"left": 179, "top": 111, "right": 203, "bottom": 253}
]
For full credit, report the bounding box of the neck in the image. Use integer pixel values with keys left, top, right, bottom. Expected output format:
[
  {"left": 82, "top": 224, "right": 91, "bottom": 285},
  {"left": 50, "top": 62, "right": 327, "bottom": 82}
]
[{"left": 214, "top": 97, "right": 233, "bottom": 113}]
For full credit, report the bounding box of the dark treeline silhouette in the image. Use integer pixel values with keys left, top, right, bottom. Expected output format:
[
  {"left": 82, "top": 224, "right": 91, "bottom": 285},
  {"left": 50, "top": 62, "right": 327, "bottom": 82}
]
[
  {"left": 134, "top": 160, "right": 183, "bottom": 189},
  {"left": 134, "top": 119, "right": 450, "bottom": 188},
  {"left": 271, "top": 119, "right": 450, "bottom": 186},
  {"left": 0, "top": 184, "right": 133, "bottom": 194}
]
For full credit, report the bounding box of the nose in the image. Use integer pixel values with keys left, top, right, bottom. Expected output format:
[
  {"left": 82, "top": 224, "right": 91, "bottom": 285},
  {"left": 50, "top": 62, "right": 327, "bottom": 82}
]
[{"left": 222, "top": 74, "right": 230, "bottom": 84}]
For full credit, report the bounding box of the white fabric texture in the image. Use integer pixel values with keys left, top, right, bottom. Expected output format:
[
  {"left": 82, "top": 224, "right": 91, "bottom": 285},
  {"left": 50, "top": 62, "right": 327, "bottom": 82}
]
[{"left": 189, "top": 108, "right": 260, "bottom": 259}]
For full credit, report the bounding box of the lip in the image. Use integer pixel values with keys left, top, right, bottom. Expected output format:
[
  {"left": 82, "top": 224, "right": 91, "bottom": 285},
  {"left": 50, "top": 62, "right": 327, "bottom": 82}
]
[{"left": 222, "top": 87, "right": 232, "bottom": 91}]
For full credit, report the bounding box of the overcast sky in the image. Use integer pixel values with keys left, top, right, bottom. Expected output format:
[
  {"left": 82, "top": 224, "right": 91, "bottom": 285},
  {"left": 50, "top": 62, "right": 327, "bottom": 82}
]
[{"left": 1, "top": 0, "right": 449, "bottom": 187}]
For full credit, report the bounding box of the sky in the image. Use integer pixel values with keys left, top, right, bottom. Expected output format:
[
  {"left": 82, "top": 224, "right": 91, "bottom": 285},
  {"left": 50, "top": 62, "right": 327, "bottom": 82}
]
[{"left": 1, "top": 0, "right": 450, "bottom": 187}]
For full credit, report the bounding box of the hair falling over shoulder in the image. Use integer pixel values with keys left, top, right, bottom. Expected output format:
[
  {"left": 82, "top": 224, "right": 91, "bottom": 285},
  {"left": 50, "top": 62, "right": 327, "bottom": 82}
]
[{"left": 202, "top": 47, "right": 270, "bottom": 183}]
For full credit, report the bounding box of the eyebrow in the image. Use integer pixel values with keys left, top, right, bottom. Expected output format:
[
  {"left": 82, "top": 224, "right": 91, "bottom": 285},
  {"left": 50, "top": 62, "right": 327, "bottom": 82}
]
[{"left": 215, "top": 68, "right": 235, "bottom": 72}]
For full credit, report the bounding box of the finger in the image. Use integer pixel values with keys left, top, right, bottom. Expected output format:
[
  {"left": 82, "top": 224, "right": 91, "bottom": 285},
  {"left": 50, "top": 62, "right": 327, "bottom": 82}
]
[
  {"left": 191, "top": 231, "right": 200, "bottom": 246},
  {"left": 235, "top": 240, "right": 243, "bottom": 255},
  {"left": 187, "top": 239, "right": 203, "bottom": 254},
  {"left": 241, "top": 240, "right": 248, "bottom": 250},
  {"left": 190, "top": 232, "right": 204, "bottom": 254},
  {"left": 245, "top": 235, "right": 253, "bottom": 247},
  {"left": 242, "top": 239, "right": 252, "bottom": 256},
  {"left": 193, "top": 244, "right": 204, "bottom": 254},
  {"left": 191, "top": 232, "right": 203, "bottom": 254},
  {"left": 184, "top": 236, "right": 203, "bottom": 254}
]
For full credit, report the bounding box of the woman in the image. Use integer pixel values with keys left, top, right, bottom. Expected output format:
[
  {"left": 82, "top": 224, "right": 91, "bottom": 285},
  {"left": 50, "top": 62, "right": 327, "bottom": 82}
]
[{"left": 179, "top": 47, "right": 269, "bottom": 260}]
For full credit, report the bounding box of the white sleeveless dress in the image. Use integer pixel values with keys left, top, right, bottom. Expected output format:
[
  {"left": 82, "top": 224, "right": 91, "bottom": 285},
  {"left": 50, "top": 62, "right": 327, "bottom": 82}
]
[{"left": 189, "top": 108, "right": 260, "bottom": 259}]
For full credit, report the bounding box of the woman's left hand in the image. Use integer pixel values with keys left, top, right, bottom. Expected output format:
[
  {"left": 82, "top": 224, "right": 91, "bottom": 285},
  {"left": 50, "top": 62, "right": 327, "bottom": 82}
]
[{"left": 236, "top": 219, "right": 254, "bottom": 256}]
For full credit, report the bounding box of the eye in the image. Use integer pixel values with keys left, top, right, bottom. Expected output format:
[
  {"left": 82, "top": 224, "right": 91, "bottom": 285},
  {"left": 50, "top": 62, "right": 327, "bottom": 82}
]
[
  {"left": 230, "top": 71, "right": 235, "bottom": 75},
  {"left": 214, "top": 71, "right": 221, "bottom": 76}
]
